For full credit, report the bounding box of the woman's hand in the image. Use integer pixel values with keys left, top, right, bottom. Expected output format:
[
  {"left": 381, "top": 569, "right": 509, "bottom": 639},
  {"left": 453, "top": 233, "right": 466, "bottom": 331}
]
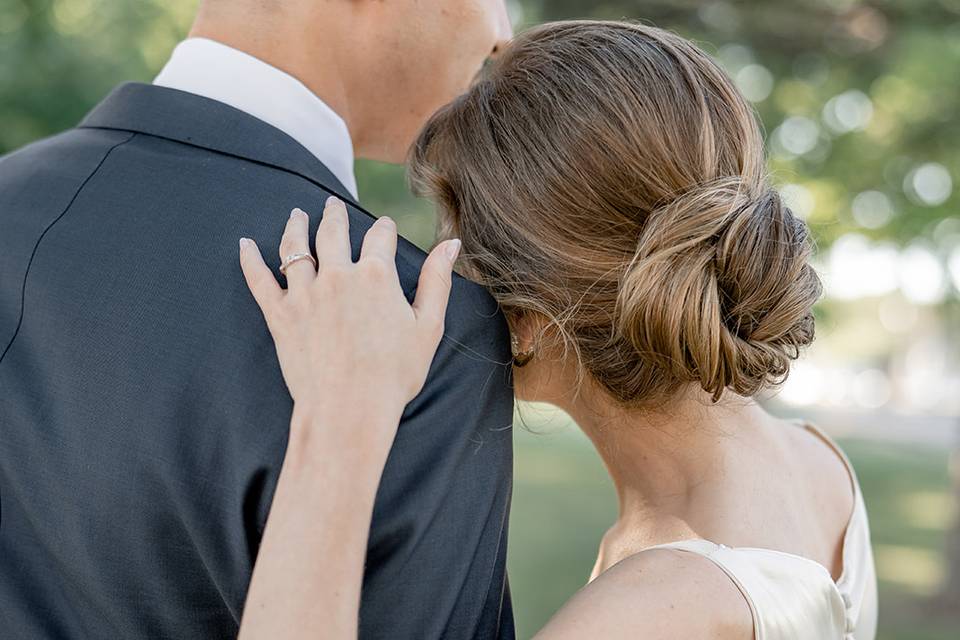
[
  {"left": 239, "top": 196, "right": 461, "bottom": 441},
  {"left": 235, "top": 197, "right": 461, "bottom": 640}
]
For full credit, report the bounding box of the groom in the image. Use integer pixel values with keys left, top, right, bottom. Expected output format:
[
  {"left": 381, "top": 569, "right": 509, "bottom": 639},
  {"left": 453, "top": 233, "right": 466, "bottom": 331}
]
[{"left": 0, "top": 1, "right": 515, "bottom": 638}]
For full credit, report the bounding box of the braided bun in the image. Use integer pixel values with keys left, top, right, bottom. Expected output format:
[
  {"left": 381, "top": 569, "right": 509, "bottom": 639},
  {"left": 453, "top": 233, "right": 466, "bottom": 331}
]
[{"left": 618, "top": 179, "right": 821, "bottom": 401}]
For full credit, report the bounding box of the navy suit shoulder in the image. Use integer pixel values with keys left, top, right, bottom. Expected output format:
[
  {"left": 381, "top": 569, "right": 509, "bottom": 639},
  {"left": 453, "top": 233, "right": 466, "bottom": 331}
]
[
  {"left": 0, "top": 84, "right": 515, "bottom": 640},
  {"left": 0, "top": 127, "right": 136, "bottom": 352}
]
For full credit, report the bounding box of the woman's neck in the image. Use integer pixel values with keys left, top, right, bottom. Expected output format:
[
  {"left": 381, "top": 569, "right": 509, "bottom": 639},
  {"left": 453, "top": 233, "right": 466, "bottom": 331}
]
[{"left": 564, "top": 389, "right": 775, "bottom": 529}]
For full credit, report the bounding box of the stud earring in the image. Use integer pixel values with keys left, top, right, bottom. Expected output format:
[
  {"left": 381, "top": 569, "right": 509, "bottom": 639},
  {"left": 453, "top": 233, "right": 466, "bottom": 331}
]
[{"left": 511, "top": 334, "right": 535, "bottom": 368}]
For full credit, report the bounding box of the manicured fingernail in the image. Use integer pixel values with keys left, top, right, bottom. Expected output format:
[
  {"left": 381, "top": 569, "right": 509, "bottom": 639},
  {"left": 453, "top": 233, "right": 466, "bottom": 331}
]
[
  {"left": 239, "top": 237, "right": 252, "bottom": 250},
  {"left": 445, "top": 239, "right": 462, "bottom": 262},
  {"left": 291, "top": 208, "right": 306, "bottom": 219},
  {"left": 326, "top": 195, "right": 340, "bottom": 207},
  {"left": 379, "top": 216, "right": 396, "bottom": 228}
]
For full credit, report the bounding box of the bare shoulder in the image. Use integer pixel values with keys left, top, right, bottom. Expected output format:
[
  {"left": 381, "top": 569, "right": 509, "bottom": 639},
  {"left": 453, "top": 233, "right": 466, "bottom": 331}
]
[
  {"left": 533, "top": 548, "right": 753, "bottom": 640},
  {"left": 782, "top": 422, "right": 856, "bottom": 536}
]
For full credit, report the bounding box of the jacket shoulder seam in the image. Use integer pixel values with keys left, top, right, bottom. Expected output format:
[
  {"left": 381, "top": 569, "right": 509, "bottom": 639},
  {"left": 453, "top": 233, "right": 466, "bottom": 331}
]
[{"left": 0, "top": 131, "right": 137, "bottom": 364}]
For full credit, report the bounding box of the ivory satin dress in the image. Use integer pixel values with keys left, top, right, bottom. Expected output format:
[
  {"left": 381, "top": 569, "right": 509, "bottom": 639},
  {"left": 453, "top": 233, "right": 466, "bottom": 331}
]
[{"left": 644, "top": 423, "right": 878, "bottom": 640}]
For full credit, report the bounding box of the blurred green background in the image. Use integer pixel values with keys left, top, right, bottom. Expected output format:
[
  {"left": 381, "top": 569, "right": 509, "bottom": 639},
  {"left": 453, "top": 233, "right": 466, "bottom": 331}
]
[{"left": 1, "top": 1, "right": 958, "bottom": 638}]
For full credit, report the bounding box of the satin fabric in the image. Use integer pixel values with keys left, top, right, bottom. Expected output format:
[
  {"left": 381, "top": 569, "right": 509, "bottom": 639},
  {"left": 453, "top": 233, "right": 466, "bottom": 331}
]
[{"left": 646, "top": 423, "right": 878, "bottom": 640}]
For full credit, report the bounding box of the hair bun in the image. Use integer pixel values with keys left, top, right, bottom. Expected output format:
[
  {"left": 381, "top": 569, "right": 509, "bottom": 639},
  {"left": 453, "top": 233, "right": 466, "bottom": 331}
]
[{"left": 616, "top": 178, "right": 822, "bottom": 400}]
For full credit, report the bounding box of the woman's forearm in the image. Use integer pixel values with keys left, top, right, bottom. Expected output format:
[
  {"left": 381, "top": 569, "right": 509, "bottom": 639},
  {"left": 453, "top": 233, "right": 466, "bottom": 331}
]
[{"left": 238, "top": 401, "right": 402, "bottom": 640}]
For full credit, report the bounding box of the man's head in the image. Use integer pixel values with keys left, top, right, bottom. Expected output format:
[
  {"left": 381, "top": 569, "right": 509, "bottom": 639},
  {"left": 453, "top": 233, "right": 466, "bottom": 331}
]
[{"left": 192, "top": 0, "right": 513, "bottom": 163}]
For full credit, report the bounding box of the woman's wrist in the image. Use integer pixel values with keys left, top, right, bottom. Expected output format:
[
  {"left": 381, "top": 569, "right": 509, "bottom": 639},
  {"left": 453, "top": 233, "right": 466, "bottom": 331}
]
[
  {"left": 286, "top": 397, "right": 404, "bottom": 469},
  {"left": 239, "top": 397, "right": 397, "bottom": 640}
]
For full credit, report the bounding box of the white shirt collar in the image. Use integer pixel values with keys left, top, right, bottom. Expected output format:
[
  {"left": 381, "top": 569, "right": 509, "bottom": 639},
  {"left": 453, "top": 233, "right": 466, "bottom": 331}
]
[{"left": 154, "top": 38, "right": 358, "bottom": 199}]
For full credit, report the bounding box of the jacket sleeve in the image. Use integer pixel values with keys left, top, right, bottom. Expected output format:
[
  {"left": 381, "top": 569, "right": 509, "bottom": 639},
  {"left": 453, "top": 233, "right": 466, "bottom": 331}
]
[{"left": 356, "top": 275, "right": 516, "bottom": 640}]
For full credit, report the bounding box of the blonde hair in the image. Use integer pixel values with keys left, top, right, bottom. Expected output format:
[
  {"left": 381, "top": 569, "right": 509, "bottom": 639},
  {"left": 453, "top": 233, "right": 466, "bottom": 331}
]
[{"left": 409, "top": 20, "right": 822, "bottom": 406}]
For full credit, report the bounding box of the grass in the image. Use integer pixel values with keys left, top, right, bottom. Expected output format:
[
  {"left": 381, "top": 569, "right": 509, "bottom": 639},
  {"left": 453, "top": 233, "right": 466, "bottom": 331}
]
[{"left": 506, "top": 414, "right": 959, "bottom": 640}]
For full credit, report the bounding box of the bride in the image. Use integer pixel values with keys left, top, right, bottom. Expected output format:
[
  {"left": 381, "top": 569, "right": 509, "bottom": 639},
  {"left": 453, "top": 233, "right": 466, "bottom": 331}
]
[{"left": 233, "top": 21, "right": 877, "bottom": 640}]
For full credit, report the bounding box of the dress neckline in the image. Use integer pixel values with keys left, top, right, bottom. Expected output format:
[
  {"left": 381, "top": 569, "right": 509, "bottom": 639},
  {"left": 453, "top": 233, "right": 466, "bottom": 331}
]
[
  {"left": 640, "top": 420, "right": 861, "bottom": 590},
  {"left": 635, "top": 422, "right": 869, "bottom": 638}
]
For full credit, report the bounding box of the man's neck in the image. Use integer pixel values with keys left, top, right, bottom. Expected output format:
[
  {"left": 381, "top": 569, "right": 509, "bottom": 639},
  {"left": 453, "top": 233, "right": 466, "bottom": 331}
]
[{"left": 188, "top": 22, "right": 355, "bottom": 139}]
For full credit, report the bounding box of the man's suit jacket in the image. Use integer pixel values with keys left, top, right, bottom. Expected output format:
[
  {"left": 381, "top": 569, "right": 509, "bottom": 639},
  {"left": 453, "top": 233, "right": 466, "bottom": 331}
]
[{"left": 0, "top": 83, "right": 515, "bottom": 639}]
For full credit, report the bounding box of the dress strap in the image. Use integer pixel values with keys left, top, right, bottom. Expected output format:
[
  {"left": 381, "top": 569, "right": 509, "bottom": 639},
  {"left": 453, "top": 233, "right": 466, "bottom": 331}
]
[
  {"left": 643, "top": 540, "right": 763, "bottom": 639},
  {"left": 642, "top": 538, "right": 851, "bottom": 639},
  {"left": 791, "top": 420, "right": 860, "bottom": 495}
]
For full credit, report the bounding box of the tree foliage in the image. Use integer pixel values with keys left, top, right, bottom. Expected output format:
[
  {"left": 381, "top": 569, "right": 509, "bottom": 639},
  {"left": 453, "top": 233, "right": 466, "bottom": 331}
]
[
  {"left": 2, "top": 1, "right": 956, "bottom": 250},
  {"left": 525, "top": 1, "right": 960, "bottom": 250}
]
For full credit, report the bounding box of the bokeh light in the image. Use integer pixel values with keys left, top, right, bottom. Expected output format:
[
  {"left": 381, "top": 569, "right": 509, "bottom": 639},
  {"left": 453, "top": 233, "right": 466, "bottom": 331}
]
[
  {"left": 851, "top": 190, "right": 895, "bottom": 229},
  {"left": 904, "top": 162, "right": 953, "bottom": 207},
  {"left": 823, "top": 89, "right": 874, "bottom": 134}
]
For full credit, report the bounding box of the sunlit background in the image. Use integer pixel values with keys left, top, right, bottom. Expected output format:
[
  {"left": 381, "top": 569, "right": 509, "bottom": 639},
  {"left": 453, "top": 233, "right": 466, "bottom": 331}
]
[{"left": 1, "top": 1, "right": 958, "bottom": 638}]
